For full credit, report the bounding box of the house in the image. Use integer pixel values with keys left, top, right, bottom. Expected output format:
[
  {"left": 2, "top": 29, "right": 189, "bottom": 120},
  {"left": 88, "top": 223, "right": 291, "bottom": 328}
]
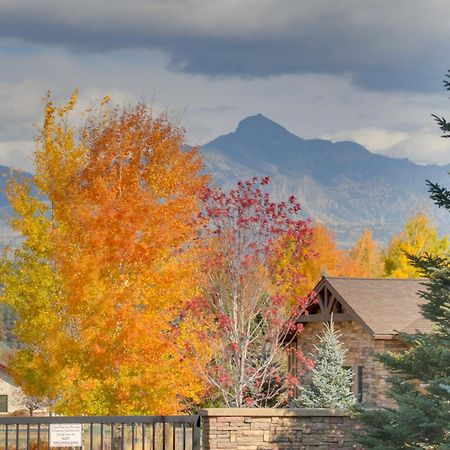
[
  {"left": 0, "top": 342, "right": 24, "bottom": 414},
  {"left": 0, "top": 361, "right": 24, "bottom": 414},
  {"left": 0, "top": 343, "right": 48, "bottom": 415},
  {"left": 290, "top": 276, "right": 432, "bottom": 407}
]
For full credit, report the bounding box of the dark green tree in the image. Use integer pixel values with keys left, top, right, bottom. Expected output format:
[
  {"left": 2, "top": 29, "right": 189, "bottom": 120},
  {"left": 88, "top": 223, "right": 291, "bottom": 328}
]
[{"left": 356, "top": 75, "right": 450, "bottom": 449}]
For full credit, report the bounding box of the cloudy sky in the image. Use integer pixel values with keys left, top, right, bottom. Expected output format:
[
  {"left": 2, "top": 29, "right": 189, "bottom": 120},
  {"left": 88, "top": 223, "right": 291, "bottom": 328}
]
[{"left": 1, "top": 0, "right": 450, "bottom": 172}]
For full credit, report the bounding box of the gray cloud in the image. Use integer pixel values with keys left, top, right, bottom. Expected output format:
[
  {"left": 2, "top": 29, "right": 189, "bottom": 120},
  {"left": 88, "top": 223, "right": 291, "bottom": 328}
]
[
  {"left": 0, "top": 0, "right": 449, "bottom": 91},
  {"left": 1, "top": 39, "right": 450, "bottom": 172},
  {"left": 322, "top": 128, "right": 450, "bottom": 166},
  {"left": 0, "top": 140, "right": 34, "bottom": 173}
]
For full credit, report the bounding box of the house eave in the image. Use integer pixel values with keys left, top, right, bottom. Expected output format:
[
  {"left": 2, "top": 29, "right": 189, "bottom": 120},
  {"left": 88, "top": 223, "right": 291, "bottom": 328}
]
[
  {"left": 297, "top": 312, "right": 353, "bottom": 323},
  {"left": 373, "top": 334, "right": 396, "bottom": 340}
]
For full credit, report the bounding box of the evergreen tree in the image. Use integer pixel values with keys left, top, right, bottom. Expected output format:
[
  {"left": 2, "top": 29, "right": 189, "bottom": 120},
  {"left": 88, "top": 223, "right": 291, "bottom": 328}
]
[
  {"left": 292, "top": 320, "right": 356, "bottom": 408},
  {"left": 356, "top": 74, "right": 450, "bottom": 449}
]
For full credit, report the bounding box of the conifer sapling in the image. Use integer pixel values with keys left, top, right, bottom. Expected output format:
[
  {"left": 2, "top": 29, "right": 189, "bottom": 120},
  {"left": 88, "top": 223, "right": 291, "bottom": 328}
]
[{"left": 292, "top": 319, "right": 356, "bottom": 408}]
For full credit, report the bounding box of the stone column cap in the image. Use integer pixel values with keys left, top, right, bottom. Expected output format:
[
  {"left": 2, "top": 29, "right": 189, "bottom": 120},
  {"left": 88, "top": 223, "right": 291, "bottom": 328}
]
[{"left": 199, "top": 408, "right": 351, "bottom": 417}]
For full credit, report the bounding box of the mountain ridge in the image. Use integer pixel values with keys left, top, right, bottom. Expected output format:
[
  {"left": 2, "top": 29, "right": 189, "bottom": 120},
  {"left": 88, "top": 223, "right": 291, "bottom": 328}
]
[
  {"left": 202, "top": 114, "right": 450, "bottom": 247},
  {"left": 226, "top": 113, "right": 447, "bottom": 167},
  {"left": 0, "top": 116, "right": 447, "bottom": 248}
]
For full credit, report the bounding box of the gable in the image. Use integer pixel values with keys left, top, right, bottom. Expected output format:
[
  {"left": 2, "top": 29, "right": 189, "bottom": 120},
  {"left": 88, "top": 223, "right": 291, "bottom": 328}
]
[
  {"left": 299, "top": 277, "right": 432, "bottom": 339},
  {"left": 298, "top": 279, "right": 358, "bottom": 326}
]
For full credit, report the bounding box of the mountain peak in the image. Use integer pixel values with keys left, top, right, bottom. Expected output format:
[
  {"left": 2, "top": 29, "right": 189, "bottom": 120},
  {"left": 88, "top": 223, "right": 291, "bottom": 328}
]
[{"left": 236, "top": 114, "right": 292, "bottom": 136}]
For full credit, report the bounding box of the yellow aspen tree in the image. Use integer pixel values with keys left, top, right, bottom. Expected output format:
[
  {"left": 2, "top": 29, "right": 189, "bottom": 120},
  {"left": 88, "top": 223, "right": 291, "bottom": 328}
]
[
  {"left": 384, "top": 213, "right": 449, "bottom": 278},
  {"left": 0, "top": 94, "right": 209, "bottom": 414}
]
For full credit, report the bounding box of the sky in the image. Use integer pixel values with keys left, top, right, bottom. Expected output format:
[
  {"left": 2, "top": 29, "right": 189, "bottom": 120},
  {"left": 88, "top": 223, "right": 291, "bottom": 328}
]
[{"left": 1, "top": 0, "right": 450, "bottom": 173}]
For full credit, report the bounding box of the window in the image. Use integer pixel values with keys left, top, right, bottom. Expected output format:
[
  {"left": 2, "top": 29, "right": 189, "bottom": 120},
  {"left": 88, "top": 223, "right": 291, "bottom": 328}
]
[
  {"left": 356, "top": 366, "right": 363, "bottom": 402},
  {"left": 344, "top": 365, "right": 353, "bottom": 391},
  {"left": 344, "top": 366, "right": 363, "bottom": 402},
  {"left": 0, "top": 395, "right": 7, "bottom": 413}
]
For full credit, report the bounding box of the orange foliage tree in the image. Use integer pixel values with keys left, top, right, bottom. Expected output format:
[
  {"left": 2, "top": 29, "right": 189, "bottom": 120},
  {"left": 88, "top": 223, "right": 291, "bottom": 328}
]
[
  {"left": 340, "top": 228, "right": 383, "bottom": 278},
  {"left": 296, "top": 224, "right": 344, "bottom": 294},
  {"left": 0, "top": 94, "right": 208, "bottom": 414},
  {"left": 285, "top": 225, "right": 383, "bottom": 295}
]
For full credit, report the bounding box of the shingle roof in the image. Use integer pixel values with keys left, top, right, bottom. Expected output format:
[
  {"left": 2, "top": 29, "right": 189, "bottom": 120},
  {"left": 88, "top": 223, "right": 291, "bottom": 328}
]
[{"left": 322, "top": 277, "right": 433, "bottom": 338}]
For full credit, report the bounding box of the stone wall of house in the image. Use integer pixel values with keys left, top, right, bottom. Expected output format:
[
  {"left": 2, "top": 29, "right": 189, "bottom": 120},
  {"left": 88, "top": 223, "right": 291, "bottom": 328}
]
[
  {"left": 201, "top": 408, "right": 364, "bottom": 450},
  {"left": 293, "top": 320, "right": 408, "bottom": 408}
]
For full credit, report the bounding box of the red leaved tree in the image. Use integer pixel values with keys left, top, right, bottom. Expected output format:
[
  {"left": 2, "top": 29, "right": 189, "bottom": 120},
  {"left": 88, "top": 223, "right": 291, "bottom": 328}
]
[{"left": 186, "top": 177, "right": 314, "bottom": 407}]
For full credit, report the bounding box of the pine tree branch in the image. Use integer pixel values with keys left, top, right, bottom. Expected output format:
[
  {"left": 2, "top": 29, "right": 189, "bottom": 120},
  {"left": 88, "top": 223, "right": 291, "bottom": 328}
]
[{"left": 426, "top": 179, "right": 450, "bottom": 210}]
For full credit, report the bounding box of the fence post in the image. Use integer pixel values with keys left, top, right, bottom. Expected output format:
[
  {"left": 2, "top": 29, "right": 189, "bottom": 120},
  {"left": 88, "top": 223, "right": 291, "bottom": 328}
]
[{"left": 192, "top": 415, "right": 201, "bottom": 450}]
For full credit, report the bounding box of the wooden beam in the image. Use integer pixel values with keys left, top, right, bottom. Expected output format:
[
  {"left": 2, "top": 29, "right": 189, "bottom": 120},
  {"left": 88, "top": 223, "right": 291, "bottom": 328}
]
[
  {"left": 317, "top": 290, "right": 326, "bottom": 314},
  {"left": 297, "top": 312, "right": 353, "bottom": 323},
  {"left": 327, "top": 295, "right": 336, "bottom": 314}
]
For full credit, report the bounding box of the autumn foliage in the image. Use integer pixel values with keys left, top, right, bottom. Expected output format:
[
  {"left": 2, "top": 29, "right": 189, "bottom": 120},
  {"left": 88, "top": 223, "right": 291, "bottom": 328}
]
[
  {"left": 182, "top": 177, "right": 314, "bottom": 407},
  {"left": 2, "top": 93, "right": 447, "bottom": 415},
  {"left": 0, "top": 94, "right": 208, "bottom": 414},
  {"left": 384, "top": 213, "right": 449, "bottom": 278},
  {"left": 288, "top": 225, "right": 383, "bottom": 295},
  {"left": 341, "top": 228, "right": 383, "bottom": 278},
  {"left": 297, "top": 215, "right": 447, "bottom": 287}
]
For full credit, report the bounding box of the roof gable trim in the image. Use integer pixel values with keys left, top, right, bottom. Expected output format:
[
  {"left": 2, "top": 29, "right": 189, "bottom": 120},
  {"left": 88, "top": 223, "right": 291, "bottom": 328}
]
[{"left": 301, "top": 277, "right": 377, "bottom": 337}]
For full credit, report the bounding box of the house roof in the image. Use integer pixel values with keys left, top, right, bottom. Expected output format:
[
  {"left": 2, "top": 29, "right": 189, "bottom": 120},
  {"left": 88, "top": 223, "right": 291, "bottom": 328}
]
[{"left": 312, "top": 277, "right": 433, "bottom": 338}]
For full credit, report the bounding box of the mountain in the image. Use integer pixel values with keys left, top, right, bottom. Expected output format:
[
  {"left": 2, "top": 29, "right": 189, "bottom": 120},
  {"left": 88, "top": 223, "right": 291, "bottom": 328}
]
[
  {"left": 0, "top": 165, "right": 32, "bottom": 248},
  {"left": 0, "top": 118, "right": 448, "bottom": 248},
  {"left": 202, "top": 114, "right": 450, "bottom": 247}
]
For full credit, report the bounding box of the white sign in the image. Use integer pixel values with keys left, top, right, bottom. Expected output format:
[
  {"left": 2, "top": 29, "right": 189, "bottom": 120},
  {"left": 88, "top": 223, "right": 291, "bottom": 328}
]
[{"left": 49, "top": 424, "right": 83, "bottom": 447}]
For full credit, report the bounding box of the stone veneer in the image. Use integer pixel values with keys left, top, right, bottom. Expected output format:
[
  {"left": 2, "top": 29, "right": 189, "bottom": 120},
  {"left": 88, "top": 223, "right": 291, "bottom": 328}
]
[
  {"left": 293, "top": 320, "right": 407, "bottom": 407},
  {"left": 201, "top": 408, "right": 364, "bottom": 450}
]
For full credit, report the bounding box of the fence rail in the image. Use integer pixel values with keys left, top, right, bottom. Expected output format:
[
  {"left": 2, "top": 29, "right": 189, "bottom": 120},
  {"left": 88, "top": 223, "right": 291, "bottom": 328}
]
[{"left": 0, "top": 416, "right": 201, "bottom": 450}]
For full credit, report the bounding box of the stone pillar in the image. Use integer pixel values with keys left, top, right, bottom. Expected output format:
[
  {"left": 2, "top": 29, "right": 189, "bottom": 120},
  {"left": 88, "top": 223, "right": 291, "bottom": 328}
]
[{"left": 200, "top": 408, "right": 363, "bottom": 449}]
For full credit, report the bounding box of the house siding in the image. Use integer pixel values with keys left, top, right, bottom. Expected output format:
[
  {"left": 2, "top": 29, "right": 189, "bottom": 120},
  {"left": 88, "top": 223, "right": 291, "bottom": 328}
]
[
  {"left": 0, "top": 368, "right": 23, "bottom": 413},
  {"left": 293, "top": 320, "right": 408, "bottom": 408}
]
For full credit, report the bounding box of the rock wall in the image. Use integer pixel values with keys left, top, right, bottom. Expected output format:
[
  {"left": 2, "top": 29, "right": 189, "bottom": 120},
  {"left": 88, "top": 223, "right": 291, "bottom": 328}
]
[{"left": 201, "top": 408, "right": 364, "bottom": 450}]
